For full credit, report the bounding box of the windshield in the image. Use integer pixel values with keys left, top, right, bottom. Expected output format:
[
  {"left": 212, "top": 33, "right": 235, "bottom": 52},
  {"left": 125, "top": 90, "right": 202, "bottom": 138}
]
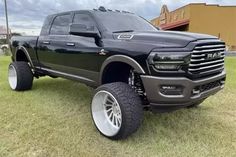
[{"left": 94, "top": 12, "right": 158, "bottom": 33}]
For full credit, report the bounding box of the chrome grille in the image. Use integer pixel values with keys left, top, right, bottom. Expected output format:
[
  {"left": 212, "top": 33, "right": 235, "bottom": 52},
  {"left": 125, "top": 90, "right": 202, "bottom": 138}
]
[{"left": 189, "top": 43, "right": 225, "bottom": 76}]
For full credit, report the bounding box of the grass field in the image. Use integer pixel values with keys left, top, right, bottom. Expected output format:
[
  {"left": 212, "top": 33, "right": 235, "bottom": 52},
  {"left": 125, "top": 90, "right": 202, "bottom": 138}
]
[{"left": 0, "top": 56, "right": 235, "bottom": 157}]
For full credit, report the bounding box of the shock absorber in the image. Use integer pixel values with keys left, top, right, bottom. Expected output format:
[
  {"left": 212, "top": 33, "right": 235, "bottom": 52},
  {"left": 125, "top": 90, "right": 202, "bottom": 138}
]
[{"left": 128, "top": 69, "right": 148, "bottom": 105}]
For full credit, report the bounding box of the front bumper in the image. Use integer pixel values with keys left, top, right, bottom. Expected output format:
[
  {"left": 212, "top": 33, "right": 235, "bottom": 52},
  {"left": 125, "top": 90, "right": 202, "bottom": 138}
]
[{"left": 141, "top": 71, "right": 226, "bottom": 107}]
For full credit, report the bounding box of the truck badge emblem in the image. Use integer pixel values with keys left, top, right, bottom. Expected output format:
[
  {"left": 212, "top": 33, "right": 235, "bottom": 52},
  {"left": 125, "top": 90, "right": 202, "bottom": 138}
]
[
  {"left": 118, "top": 34, "right": 134, "bottom": 40},
  {"left": 206, "top": 52, "right": 221, "bottom": 59}
]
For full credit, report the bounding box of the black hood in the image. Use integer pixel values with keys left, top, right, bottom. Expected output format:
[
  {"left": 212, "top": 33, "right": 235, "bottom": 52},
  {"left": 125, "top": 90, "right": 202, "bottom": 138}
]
[{"left": 113, "top": 30, "right": 218, "bottom": 48}]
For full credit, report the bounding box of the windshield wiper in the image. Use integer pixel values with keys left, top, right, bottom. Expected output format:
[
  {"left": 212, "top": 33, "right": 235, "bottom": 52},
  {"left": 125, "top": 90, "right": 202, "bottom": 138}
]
[{"left": 113, "top": 30, "right": 134, "bottom": 33}]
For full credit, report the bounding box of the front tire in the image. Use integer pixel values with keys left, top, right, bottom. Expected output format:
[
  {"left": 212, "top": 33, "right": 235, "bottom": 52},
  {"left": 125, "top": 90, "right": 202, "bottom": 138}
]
[
  {"left": 8, "top": 62, "right": 33, "bottom": 91},
  {"left": 91, "top": 82, "right": 143, "bottom": 140}
]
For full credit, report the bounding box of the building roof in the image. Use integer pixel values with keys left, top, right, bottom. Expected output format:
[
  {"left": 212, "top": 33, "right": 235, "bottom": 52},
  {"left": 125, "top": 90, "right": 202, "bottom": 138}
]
[
  {"left": 161, "top": 19, "right": 189, "bottom": 30},
  {"left": 169, "top": 3, "right": 236, "bottom": 13}
]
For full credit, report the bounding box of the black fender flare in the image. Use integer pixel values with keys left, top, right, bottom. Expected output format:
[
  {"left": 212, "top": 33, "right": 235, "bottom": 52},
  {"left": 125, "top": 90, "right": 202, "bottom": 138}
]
[
  {"left": 14, "top": 46, "right": 34, "bottom": 68},
  {"left": 99, "top": 55, "right": 146, "bottom": 85}
]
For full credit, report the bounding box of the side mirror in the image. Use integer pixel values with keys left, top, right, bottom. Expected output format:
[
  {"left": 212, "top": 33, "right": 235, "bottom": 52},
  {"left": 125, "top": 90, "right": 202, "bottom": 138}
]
[{"left": 69, "top": 23, "right": 100, "bottom": 38}]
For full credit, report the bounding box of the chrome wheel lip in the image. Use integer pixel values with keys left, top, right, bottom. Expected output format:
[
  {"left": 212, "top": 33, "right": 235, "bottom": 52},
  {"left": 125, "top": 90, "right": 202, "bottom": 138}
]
[
  {"left": 92, "top": 90, "right": 122, "bottom": 137},
  {"left": 8, "top": 65, "right": 17, "bottom": 90}
]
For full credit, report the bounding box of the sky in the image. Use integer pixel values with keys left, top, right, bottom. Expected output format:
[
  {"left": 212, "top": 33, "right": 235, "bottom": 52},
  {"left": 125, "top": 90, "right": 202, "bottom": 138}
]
[{"left": 0, "top": 0, "right": 236, "bottom": 35}]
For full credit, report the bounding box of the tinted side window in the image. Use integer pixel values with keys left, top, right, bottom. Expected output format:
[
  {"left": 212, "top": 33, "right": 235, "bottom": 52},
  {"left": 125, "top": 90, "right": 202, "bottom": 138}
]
[
  {"left": 73, "top": 14, "right": 97, "bottom": 31},
  {"left": 50, "top": 14, "right": 71, "bottom": 35},
  {"left": 40, "top": 15, "right": 53, "bottom": 35}
]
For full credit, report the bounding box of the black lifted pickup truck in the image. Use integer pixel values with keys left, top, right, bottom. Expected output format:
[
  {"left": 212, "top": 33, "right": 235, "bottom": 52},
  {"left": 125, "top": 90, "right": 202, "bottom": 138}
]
[{"left": 9, "top": 7, "right": 226, "bottom": 140}]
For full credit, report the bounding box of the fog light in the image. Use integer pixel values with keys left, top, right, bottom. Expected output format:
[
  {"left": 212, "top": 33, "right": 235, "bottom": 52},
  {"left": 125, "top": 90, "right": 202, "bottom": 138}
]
[
  {"left": 220, "top": 80, "right": 225, "bottom": 88},
  {"left": 154, "top": 64, "right": 180, "bottom": 71},
  {"left": 192, "top": 88, "right": 200, "bottom": 95},
  {"left": 160, "top": 85, "right": 183, "bottom": 96},
  {"left": 220, "top": 80, "right": 225, "bottom": 84}
]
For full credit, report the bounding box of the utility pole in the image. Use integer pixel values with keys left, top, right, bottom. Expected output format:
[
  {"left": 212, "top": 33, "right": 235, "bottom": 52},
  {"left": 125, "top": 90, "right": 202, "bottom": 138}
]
[{"left": 4, "top": 0, "right": 10, "bottom": 46}]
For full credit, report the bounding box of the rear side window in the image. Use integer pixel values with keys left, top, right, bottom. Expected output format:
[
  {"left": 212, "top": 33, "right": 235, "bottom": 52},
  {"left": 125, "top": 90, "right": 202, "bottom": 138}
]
[
  {"left": 40, "top": 15, "right": 53, "bottom": 35},
  {"left": 50, "top": 14, "right": 71, "bottom": 35},
  {"left": 73, "top": 14, "right": 97, "bottom": 31}
]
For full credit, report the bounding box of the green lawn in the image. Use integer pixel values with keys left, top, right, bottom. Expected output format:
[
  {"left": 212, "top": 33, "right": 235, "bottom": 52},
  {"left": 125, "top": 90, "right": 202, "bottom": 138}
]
[{"left": 0, "top": 56, "right": 235, "bottom": 157}]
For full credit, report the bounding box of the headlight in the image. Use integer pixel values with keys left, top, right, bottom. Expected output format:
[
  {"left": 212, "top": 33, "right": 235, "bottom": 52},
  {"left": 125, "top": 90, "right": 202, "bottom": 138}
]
[{"left": 148, "top": 52, "right": 191, "bottom": 71}]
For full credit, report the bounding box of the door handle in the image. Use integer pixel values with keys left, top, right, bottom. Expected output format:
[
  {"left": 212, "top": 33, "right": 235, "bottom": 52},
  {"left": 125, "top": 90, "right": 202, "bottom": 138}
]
[
  {"left": 66, "top": 43, "right": 75, "bottom": 46},
  {"left": 43, "top": 41, "right": 50, "bottom": 45}
]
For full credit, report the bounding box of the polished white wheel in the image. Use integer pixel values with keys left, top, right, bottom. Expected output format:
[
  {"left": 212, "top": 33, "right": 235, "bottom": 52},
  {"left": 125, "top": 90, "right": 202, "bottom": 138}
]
[
  {"left": 8, "top": 62, "right": 33, "bottom": 91},
  {"left": 91, "top": 82, "right": 143, "bottom": 140},
  {"left": 8, "top": 65, "right": 17, "bottom": 90},
  {"left": 92, "top": 90, "right": 122, "bottom": 137}
]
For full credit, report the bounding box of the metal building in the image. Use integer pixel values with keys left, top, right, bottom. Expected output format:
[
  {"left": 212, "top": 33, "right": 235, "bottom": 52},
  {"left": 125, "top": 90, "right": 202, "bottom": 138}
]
[{"left": 151, "top": 3, "right": 236, "bottom": 51}]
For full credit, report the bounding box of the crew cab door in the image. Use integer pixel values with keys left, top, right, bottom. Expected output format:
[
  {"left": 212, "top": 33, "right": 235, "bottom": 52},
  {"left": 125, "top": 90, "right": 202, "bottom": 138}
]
[
  {"left": 62, "top": 13, "right": 105, "bottom": 83},
  {"left": 37, "top": 12, "right": 105, "bottom": 85},
  {"left": 37, "top": 13, "right": 73, "bottom": 71}
]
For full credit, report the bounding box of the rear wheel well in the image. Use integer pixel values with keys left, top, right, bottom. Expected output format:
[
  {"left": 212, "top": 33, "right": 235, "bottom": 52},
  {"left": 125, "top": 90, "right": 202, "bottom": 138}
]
[
  {"left": 15, "top": 50, "right": 29, "bottom": 62},
  {"left": 101, "top": 62, "right": 132, "bottom": 85}
]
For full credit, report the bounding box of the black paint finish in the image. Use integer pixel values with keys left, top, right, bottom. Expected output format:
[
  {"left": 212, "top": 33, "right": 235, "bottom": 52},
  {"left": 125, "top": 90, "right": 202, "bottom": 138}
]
[{"left": 10, "top": 9, "right": 225, "bottom": 94}]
